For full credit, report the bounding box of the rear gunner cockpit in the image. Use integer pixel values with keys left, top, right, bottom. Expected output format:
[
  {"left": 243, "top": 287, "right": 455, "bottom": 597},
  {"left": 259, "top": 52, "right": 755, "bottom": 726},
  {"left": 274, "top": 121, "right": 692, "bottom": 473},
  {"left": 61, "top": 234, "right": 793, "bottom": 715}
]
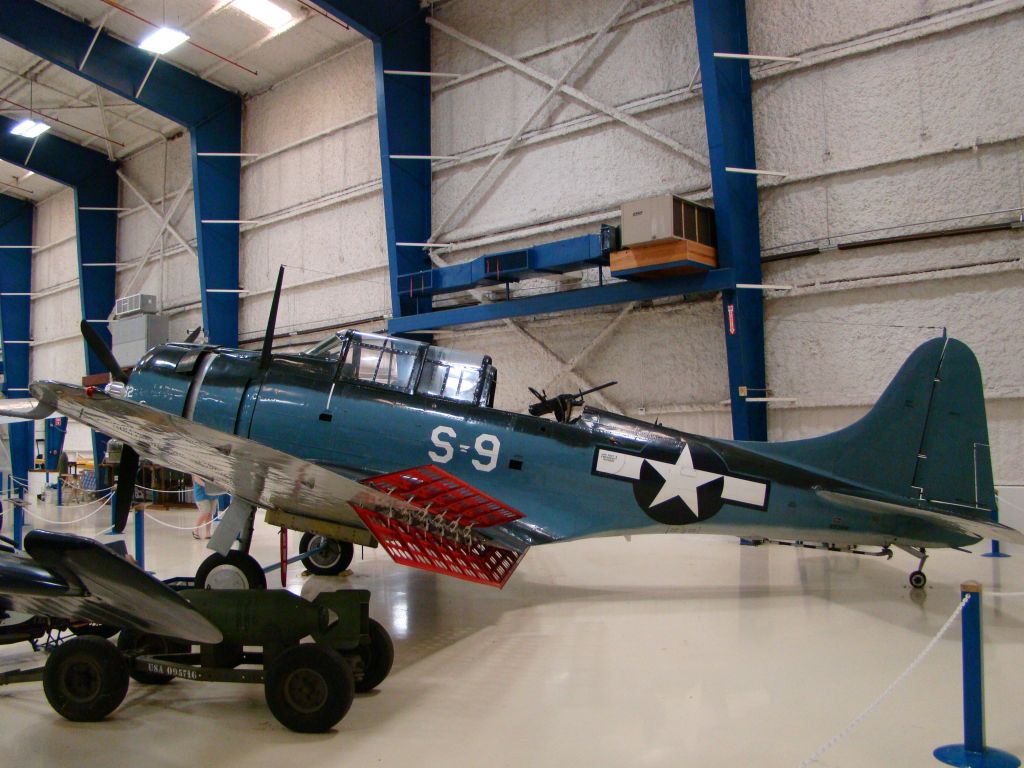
[{"left": 304, "top": 330, "right": 498, "bottom": 408}]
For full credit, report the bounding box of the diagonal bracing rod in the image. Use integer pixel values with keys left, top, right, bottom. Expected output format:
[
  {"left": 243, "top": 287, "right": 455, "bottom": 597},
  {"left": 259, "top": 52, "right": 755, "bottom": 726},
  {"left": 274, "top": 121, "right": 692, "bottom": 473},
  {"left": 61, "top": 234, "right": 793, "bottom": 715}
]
[
  {"left": 427, "top": 17, "right": 710, "bottom": 170},
  {"left": 428, "top": 0, "right": 636, "bottom": 242}
]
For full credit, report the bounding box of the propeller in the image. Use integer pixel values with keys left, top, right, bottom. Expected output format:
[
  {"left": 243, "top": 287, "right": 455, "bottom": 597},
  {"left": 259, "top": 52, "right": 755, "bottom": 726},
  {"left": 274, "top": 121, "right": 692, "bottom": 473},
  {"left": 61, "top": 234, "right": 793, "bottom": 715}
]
[
  {"left": 81, "top": 320, "right": 128, "bottom": 384},
  {"left": 184, "top": 326, "right": 203, "bottom": 344},
  {"left": 80, "top": 319, "right": 137, "bottom": 532}
]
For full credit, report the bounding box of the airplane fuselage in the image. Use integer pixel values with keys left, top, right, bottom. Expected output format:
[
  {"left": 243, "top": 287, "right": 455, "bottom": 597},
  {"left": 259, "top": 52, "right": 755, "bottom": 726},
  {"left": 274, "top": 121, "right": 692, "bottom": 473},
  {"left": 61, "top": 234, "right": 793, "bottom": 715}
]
[{"left": 123, "top": 341, "right": 975, "bottom": 551}]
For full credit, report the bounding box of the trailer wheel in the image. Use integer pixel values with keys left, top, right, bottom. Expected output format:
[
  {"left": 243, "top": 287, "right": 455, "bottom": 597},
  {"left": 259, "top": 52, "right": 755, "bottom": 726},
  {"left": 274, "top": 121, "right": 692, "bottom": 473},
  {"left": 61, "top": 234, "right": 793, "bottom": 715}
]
[
  {"left": 299, "top": 533, "right": 353, "bottom": 576},
  {"left": 196, "top": 551, "right": 267, "bottom": 590},
  {"left": 265, "top": 644, "right": 354, "bottom": 733},
  {"left": 117, "top": 630, "right": 190, "bottom": 684},
  {"left": 43, "top": 636, "right": 129, "bottom": 722},
  {"left": 354, "top": 618, "right": 394, "bottom": 693}
]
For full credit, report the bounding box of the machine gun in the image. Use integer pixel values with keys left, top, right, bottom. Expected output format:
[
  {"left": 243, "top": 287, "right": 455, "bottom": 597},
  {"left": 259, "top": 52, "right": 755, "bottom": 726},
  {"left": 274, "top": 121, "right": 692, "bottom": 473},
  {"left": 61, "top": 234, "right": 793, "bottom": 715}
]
[{"left": 528, "top": 381, "right": 617, "bottom": 423}]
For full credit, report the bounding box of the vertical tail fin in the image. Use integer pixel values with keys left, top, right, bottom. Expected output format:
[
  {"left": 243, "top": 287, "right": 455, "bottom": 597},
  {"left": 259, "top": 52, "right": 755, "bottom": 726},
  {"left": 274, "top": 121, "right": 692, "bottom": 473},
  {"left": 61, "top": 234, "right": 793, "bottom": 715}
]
[{"left": 762, "top": 337, "right": 996, "bottom": 516}]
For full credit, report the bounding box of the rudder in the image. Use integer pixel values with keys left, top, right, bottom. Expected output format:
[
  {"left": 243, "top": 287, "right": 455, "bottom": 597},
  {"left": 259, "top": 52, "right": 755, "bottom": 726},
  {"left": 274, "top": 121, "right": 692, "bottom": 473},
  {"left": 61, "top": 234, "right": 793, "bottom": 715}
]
[{"left": 760, "top": 337, "right": 996, "bottom": 516}]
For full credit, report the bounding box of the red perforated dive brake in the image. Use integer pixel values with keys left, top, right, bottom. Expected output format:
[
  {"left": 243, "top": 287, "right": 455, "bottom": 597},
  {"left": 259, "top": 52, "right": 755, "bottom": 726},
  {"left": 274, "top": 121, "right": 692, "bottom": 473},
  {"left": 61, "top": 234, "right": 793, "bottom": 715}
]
[{"left": 355, "top": 465, "right": 527, "bottom": 588}]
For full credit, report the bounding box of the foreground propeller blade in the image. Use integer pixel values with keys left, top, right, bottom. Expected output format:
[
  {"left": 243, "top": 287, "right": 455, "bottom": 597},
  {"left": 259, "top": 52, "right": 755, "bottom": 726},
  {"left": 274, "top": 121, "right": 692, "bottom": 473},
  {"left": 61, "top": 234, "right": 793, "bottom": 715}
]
[
  {"left": 112, "top": 444, "right": 140, "bottom": 533},
  {"left": 184, "top": 326, "right": 203, "bottom": 344},
  {"left": 260, "top": 266, "right": 285, "bottom": 371},
  {"left": 80, "top": 320, "right": 128, "bottom": 384}
]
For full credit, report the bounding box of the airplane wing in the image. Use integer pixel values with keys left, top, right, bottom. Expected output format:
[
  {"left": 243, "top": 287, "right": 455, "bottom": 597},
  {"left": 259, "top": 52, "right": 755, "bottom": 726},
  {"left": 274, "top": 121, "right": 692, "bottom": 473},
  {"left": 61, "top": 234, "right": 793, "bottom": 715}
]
[
  {"left": 31, "top": 382, "right": 528, "bottom": 587},
  {"left": 817, "top": 490, "right": 1024, "bottom": 544},
  {"left": 0, "top": 530, "right": 222, "bottom": 643},
  {"left": 31, "top": 380, "right": 421, "bottom": 532},
  {"left": 0, "top": 397, "right": 58, "bottom": 422}
]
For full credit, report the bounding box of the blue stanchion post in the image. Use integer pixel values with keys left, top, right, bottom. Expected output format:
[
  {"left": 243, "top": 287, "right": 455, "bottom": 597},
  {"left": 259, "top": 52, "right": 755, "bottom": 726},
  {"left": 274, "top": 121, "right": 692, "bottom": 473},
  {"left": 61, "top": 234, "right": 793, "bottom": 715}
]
[
  {"left": 134, "top": 507, "right": 144, "bottom": 572},
  {"left": 934, "top": 582, "right": 1020, "bottom": 767},
  {"left": 12, "top": 484, "right": 23, "bottom": 549},
  {"left": 110, "top": 490, "right": 117, "bottom": 531},
  {"left": 57, "top": 476, "right": 62, "bottom": 507}
]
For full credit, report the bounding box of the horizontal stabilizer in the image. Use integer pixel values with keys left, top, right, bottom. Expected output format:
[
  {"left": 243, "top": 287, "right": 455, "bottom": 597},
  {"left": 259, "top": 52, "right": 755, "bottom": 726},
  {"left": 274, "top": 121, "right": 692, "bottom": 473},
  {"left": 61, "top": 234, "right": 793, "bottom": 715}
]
[
  {"left": 0, "top": 530, "right": 223, "bottom": 643},
  {"left": 817, "top": 491, "right": 1024, "bottom": 545},
  {"left": 356, "top": 466, "right": 527, "bottom": 588}
]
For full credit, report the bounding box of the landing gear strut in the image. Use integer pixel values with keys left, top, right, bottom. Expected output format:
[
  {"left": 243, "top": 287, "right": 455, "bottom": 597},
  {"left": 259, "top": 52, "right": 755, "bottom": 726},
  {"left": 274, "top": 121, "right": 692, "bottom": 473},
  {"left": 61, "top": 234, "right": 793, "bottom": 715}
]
[
  {"left": 196, "top": 502, "right": 265, "bottom": 589},
  {"left": 900, "top": 546, "right": 928, "bottom": 589}
]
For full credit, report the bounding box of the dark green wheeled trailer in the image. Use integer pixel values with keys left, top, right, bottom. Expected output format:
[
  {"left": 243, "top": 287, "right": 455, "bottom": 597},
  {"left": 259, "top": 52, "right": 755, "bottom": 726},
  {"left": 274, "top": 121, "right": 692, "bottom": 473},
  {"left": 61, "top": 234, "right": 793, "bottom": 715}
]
[{"left": 35, "top": 587, "right": 393, "bottom": 733}]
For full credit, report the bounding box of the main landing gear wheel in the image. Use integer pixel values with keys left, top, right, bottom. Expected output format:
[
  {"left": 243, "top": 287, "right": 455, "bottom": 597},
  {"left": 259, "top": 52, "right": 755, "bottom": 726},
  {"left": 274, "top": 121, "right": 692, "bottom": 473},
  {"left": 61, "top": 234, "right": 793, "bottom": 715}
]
[
  {"left": 43, "top": 636, "right": 129, "bottom": 722},
  {"left": 909, "top": 570, "right": 927, "bottom": 589},
  {"left": 117, "top": 630, "right": 190, "bottom": 684},
  {"left": 299, "top": 533, "right": 353, "bottom": 576},
  {"left": 353, "top": 618, "right": 394, "bottom": 693},
  {"left": 264, "top": 643, "right": 354, "bottom": 733},
  {"left": 196, "top": 551, "right": 267, "bottom": 590}
]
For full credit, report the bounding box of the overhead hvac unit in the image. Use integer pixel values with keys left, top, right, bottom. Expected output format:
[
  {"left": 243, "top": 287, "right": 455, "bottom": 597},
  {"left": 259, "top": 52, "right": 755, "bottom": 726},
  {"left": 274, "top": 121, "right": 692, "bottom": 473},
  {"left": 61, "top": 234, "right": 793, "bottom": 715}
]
[{"left": 115, "top": 293, "right": 158, "bottom": 317}]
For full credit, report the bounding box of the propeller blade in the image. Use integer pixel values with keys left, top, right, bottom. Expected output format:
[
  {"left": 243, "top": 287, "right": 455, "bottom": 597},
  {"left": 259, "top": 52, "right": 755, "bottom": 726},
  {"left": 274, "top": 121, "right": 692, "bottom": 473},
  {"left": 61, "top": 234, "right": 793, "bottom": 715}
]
[
  {"left": 112, "top": 444, "right": 140, "bottom": 533},
  {"left": 260, "top": 266, "right": 285, "bottom": 371},
  {"left": 184, "top": 326, "right": 203, "bottom": 344},
  {"left": 80, "top": 320, "right": 129, "bottom": 384}
]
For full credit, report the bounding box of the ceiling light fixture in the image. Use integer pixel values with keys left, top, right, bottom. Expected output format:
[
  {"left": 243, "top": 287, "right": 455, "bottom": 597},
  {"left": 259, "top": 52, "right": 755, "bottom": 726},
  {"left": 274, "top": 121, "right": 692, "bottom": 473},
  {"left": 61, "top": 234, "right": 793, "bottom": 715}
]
[
  {"left": 233, "top": 0, "right": 293, "bottom": 29},
  {"left": 138, "top": 27, "right": 190, "bottom": 55},
  {"left": 9, "top": 119, "right": 50, "bottom": 138}
]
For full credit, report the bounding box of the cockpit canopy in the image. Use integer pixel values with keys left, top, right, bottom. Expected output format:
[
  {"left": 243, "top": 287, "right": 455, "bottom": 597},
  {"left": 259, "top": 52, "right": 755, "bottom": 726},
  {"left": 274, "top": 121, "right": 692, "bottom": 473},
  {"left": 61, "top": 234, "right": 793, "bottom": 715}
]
[{"left": 305, "top": 330, "right": 497, "bottom": 407}]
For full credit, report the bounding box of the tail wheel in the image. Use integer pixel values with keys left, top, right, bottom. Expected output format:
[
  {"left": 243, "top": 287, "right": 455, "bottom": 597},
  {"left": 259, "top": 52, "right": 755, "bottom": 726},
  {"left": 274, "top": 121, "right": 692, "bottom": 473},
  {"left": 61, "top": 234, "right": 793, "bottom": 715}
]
[
  {"left": 43, "top": 636, "right": 129, "bottom": 722},
  {"left": 196, "top": 551, "right": 267, "bottom": 590},
  {"left": 117, "top": 630, "right": 190, "bottom": 684},
  {"left": 299, "top": 533, "right": 354, "bottom": 576},
  {"left": 353, "top": 618, "right": 394, "bottom": 693},
  {"left": 909, "top": 570, "right": 927, "bottom": 589},
  {"left": 264, "top": 643, "right": 354, "bottom": 733}
]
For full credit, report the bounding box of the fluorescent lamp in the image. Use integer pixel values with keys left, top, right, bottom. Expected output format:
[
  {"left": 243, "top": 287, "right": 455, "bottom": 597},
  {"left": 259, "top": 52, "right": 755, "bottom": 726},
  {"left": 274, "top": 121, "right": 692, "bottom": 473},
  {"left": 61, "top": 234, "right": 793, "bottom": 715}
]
[
  {"left": 138, "top": 27, "right": 190, "bottom": 55},
  {"left": 9, "top": 119, "right": 50, "bottom": 138},
  {"left": 232, "top": 0, "right": 293, "bottom": 29}
]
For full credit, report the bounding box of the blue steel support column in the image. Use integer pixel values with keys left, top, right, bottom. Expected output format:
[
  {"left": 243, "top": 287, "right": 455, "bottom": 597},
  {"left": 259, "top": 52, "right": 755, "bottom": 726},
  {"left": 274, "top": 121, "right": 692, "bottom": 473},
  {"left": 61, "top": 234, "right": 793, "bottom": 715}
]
[
  {"left": 309, "top": 1, "right": 432, "bottom": 319},
  {"left": 693, "top": 0, "right": 767, "bottom": 441},
  {"left": 0, "top": 196, "right": 35, "bottom": 519},
  {"left": 192, "top": 106, "right": 242, "bottom": 346}
]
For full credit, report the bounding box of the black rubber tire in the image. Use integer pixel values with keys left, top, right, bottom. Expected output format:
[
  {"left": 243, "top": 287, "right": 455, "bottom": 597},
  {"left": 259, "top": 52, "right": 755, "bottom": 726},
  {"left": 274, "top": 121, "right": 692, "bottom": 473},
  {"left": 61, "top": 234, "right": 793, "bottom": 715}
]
[
  {"left": 43, "top": 636, "right": 129, "bottom": 722},
  {"left": 299, "top": 533, "right": 354, "bottom": 576},
  {"left": 117, "top": 630, "right": 190, "bottom": 684},
  {"left": 195, "top": 551, "right": 267, "bottom": 590},
  {"left": 354, "top": 618, "right": 394, "bottom": 693},
  {"left": 264, "top": 644, "right": 354, "bottom": 733},
  {"left": 909, "top": 570, "right": 927, "bottom": 589}
]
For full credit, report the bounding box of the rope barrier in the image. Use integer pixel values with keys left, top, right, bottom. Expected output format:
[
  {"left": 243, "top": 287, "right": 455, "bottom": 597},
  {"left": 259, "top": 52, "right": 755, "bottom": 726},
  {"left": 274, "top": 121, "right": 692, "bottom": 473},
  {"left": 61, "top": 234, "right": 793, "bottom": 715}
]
[
  {"left": 140, "top": 508, "right": 211, "bottom": 532},
  {"left": 20, "top": 495, "right": 113, "bottom": 526},
  {"left": 797, "top": 593, "right": 972, "bottom": 768},
  {"left": 44, "top": 493, "right": 114, "bottom": 510},
  {"left": 988, "top": 591, "right": 1024, "bottom": 597}
]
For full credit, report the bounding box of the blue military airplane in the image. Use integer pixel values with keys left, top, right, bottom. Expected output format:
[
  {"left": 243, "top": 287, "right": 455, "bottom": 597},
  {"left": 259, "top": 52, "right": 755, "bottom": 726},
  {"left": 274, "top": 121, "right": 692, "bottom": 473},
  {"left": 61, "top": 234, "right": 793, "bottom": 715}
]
[{"left": 1, "top": 267, "right": 1020, "bottom": 590}]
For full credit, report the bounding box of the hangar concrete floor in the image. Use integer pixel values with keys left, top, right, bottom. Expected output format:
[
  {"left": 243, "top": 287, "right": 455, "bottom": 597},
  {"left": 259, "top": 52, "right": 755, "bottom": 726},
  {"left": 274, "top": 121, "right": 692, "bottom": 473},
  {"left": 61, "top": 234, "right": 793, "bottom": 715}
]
[{"left": 1, "top": 507, "right": 1022, "bottom": 768}]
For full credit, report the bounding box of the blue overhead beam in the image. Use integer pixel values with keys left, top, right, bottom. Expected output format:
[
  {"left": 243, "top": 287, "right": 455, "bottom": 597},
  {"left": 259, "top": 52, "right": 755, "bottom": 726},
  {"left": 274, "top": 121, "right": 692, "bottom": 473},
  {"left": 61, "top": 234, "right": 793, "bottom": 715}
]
[
  {"left": 309, "top": 1, "right": 433, "bottom": 319},
  {"left": 0, "top": 0, "right": 242, "bottom": 346},
  {"left": 389, "top": 268, "right": 736, "bottom": 334},
  {"left": 693, "top": 0, "right": 767, "bottom": 441},
  {"left": 0, "top": 195, "right": 35, "bottom": 488}
]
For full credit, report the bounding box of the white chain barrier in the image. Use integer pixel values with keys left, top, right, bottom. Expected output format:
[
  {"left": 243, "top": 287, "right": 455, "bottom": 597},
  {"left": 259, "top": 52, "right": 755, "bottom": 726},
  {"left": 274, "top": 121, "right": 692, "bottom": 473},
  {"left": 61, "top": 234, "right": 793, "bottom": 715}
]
[
  {"left": 989, "top": 591, "right": 1024, "bottom": 597},
  {"left": 797, "top": 593, "right": 973, "bottom": 768}
]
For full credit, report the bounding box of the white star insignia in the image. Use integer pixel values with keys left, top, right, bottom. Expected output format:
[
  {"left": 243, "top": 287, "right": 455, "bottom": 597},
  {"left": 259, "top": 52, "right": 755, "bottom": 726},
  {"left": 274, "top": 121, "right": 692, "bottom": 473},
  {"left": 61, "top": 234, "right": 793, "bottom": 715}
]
[{"left": 645, "top": 444, "right": 723, "bottom": 518}]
